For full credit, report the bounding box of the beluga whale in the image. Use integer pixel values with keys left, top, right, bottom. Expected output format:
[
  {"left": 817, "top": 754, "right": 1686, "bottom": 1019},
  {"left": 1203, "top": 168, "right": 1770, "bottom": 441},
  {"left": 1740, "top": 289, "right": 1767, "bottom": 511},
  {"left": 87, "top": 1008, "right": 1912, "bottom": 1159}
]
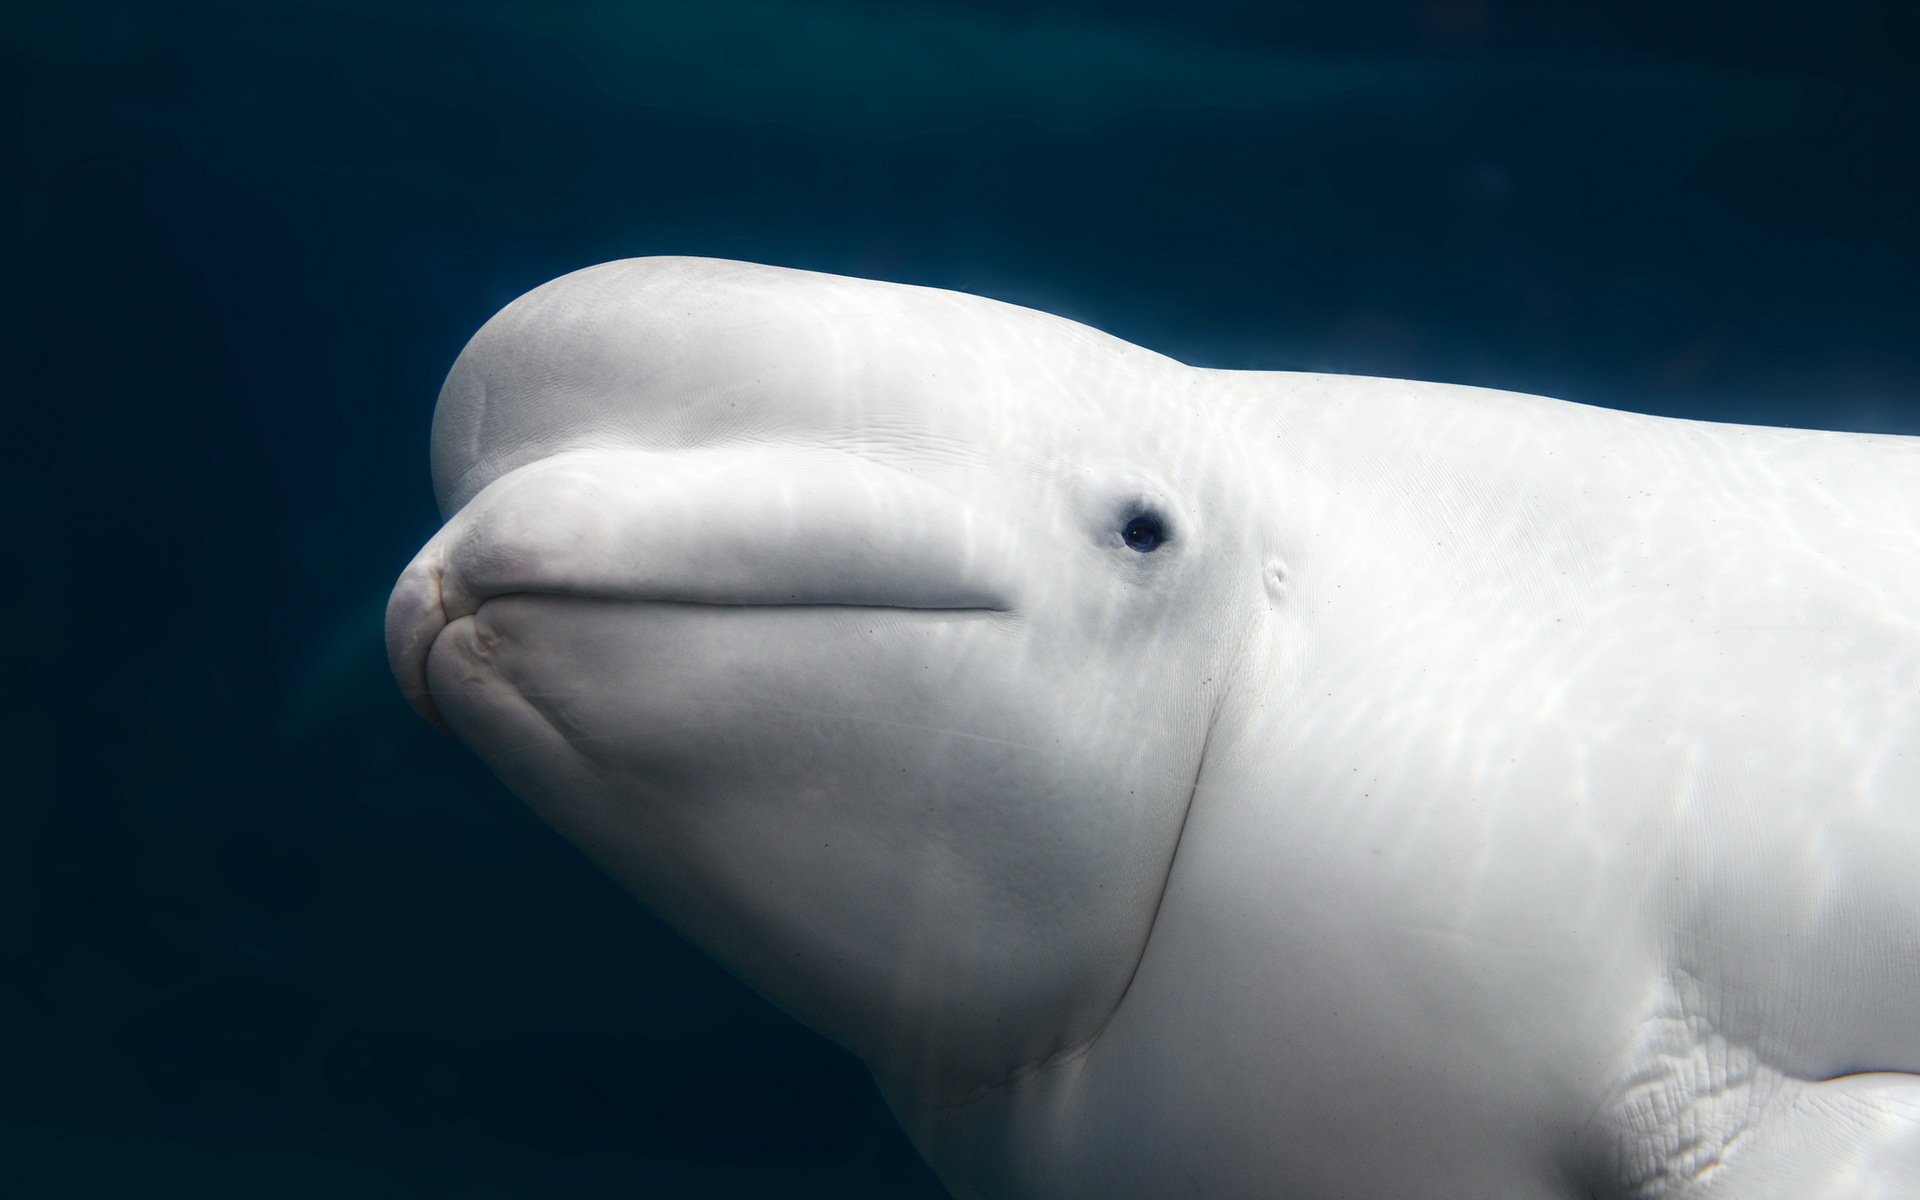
[{"left": 388, "top": 257, "right": 1920, "bottom": 1199}]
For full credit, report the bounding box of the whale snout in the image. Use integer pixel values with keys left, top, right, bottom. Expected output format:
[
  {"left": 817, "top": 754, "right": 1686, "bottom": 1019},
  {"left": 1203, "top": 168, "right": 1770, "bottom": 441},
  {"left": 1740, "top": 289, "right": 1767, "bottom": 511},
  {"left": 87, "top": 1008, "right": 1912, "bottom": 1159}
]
[{"left": 386, "top": 446, "right": 1021, "bottom": 734}]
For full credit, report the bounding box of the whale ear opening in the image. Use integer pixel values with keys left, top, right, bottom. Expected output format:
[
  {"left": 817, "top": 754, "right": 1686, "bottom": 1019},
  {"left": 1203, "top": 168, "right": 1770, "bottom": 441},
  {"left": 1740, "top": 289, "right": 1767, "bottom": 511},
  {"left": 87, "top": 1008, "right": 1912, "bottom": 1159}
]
[{"left": 1263, "top": 557, "right": 1288, "bottom": 601}]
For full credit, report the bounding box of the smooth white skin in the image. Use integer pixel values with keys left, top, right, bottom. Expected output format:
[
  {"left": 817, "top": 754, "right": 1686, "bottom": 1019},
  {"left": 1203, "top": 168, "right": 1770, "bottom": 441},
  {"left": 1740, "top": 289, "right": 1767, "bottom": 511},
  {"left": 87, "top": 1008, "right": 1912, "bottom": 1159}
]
[{"left": 389, "top": 258, "right": 1920, "bottom": 1199}]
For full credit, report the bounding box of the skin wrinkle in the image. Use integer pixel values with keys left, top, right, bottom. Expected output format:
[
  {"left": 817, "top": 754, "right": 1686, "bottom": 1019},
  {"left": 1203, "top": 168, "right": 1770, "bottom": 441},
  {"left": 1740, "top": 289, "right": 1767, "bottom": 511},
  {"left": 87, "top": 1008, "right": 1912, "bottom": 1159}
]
[
  {"left": 927, "top": 588, "right": 1250, "bottom": 1112},
  {"left": 930, "top": 713, "right": 1215, "bottom": 1113}
]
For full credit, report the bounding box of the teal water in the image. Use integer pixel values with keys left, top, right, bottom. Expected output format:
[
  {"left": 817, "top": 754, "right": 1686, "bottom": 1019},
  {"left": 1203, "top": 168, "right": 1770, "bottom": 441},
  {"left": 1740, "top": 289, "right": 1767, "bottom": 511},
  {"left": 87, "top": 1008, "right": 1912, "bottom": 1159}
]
[{"left": 8, "top": 2, "right": 1917, "bottom": 1196}]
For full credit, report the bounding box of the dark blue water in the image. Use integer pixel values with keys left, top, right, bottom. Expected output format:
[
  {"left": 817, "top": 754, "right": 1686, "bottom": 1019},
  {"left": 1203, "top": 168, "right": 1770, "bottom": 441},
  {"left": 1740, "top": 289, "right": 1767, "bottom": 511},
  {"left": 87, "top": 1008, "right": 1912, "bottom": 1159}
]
[{"left": 9, "top": 2, "right": 1917, "bottom": 1195}]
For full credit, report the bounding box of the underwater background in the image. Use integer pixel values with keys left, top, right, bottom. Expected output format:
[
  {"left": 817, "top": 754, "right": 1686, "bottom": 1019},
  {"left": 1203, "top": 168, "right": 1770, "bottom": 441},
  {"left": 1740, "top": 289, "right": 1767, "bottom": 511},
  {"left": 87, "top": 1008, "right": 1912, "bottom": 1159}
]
[{"left": 9, "top": 1, "right": 1918, "bottom": 1195}]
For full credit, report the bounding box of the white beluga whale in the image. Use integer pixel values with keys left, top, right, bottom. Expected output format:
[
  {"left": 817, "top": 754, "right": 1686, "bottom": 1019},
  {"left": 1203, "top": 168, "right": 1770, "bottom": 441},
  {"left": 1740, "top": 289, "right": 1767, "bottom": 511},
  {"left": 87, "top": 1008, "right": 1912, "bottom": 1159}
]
[{"left": 388, "top": 257, "right": 1920, "bottom": 1199}]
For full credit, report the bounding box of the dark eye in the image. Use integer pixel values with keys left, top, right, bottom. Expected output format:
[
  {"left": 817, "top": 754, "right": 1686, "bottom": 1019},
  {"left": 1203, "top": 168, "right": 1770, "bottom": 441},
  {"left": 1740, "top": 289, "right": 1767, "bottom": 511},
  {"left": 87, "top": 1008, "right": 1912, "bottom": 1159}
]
[{"left": 1121, "top": 512, "right": 1165, "bottom": 552}]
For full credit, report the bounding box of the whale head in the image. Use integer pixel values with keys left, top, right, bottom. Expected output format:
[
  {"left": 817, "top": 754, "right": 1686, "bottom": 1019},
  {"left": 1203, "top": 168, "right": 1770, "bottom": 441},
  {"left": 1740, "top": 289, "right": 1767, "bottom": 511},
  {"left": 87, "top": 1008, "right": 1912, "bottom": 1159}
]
[{"left": 386, "top": 258, "right": 1282, "bottom": 1107}]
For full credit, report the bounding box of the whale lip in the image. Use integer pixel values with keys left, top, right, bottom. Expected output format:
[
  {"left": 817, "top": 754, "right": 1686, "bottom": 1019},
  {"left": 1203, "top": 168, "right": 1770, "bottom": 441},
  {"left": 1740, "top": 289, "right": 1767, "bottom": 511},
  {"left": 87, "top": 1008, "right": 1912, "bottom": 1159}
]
[
  {"left": 385, "top": 546, "right": 455, "bottom": 733},
  {"left": 385, "top": 560, "right": 1009, "bottom": 735},
  {"left": 386, "top": 448, "right": 1021, "bottom": 734}
]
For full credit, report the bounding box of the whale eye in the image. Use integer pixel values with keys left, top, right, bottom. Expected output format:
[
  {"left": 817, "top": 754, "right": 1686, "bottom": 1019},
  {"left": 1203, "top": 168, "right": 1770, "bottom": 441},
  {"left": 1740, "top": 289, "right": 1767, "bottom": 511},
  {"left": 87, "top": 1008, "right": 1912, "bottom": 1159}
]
[{"left": 1121, "top": 512, "right": 1166, "bottom": 552}]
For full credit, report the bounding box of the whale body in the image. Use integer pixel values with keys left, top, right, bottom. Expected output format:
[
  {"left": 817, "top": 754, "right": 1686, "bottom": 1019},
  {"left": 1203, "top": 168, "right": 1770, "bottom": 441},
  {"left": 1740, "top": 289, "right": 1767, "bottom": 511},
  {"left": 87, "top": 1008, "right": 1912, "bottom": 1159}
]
[{"left": 388, "top": 258, "right": 1920, "bottom": 1199}]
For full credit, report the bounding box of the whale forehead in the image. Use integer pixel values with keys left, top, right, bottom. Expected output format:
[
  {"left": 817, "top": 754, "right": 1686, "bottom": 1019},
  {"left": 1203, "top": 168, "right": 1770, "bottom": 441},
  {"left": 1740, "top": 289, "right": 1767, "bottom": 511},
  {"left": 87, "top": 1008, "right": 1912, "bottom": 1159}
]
[{"left": 431, "top": 257, "right": 1193, "bottom": 514}]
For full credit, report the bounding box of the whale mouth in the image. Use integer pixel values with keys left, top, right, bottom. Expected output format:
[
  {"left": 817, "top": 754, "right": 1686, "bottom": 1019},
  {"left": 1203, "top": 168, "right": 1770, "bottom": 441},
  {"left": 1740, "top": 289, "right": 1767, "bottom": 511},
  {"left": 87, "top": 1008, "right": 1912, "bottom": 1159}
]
[
  {"left": 393, "top": 589, "right": 1009, "bottom": 733},
  {"left": 386, "top": 448, "right": 1020, "bottom": 733}
]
